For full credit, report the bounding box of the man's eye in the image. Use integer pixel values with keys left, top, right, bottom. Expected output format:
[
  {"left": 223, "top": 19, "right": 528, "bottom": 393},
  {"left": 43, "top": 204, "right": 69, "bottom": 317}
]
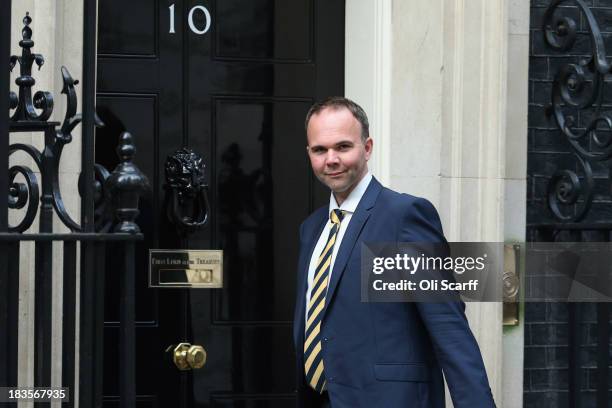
[
  {"left": 337, "top": 144, "right": 351, "bottom": 151},
  {"left": 311, "top": 148, "right": 325, "bottom": 154}
]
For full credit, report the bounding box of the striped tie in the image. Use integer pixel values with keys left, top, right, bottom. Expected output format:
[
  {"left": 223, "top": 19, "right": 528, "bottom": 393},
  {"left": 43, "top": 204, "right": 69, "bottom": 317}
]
[{"left": 304, "top": 209, "right": 346, "bottom": 392}]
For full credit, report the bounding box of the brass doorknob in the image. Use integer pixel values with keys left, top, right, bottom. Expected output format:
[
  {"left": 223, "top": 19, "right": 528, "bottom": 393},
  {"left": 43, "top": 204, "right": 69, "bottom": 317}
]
[
  {"left": 169, "top": 343, "right": 207, "bottom": 371},
  {"left": 186, "top": 345, "right": 206, "bottom": 369}
]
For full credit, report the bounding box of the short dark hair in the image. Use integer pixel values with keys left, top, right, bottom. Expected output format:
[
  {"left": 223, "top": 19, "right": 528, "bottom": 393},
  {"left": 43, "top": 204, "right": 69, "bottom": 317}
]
[{"left": 305, "top": 96, "right": 370, "bottom": 142}]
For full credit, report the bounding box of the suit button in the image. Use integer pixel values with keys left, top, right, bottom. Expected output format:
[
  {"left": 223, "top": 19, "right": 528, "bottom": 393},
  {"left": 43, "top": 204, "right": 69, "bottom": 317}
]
[
  {"left": 323, "top": 337, "right": 328, "bottom": 342},
  {"left": 328, "top": 377, "right": 334, "bottom": 382}
]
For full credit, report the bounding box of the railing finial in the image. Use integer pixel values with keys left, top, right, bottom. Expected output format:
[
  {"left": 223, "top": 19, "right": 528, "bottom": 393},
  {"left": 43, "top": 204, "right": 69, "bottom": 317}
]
[{"left": 106, "top": 132, "right": 150, "bottom": 233}]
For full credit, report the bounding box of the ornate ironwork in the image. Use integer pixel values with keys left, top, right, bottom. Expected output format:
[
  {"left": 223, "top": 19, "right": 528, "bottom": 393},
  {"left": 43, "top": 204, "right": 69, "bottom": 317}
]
[
  {"left": 7, "top": 13, "right": 145, "bottom": 233},
  {"left": 9, "top": 13, "right": 53, "bottom": 123},
  {"left": 106, "top": 132, "right": 150, "bottom": 233},
  {"left": 164, "top": 147, "right": 210, "bottom": 235},
  {"left": 547, "top": 153, "right": 594, "bottom": 221},
  {"left": 543, "top": 0, "right": 612, "bottom": 222}
]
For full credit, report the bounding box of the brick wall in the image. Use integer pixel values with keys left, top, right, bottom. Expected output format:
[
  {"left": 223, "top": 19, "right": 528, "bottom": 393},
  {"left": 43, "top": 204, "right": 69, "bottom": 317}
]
[{"left": 526, "top": 0, "right": 612, "bottom": 407}]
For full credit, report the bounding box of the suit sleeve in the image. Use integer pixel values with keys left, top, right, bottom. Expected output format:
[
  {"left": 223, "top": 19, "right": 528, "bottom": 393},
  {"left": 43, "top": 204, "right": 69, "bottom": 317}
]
[{"left": 400, "top": 197, "right": 496, "bottom": 408}]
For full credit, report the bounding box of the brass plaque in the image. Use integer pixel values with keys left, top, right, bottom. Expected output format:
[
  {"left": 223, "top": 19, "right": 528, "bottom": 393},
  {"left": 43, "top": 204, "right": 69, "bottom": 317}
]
[{"left": 149, "top": 250, "right": 223, "bottom": 288}]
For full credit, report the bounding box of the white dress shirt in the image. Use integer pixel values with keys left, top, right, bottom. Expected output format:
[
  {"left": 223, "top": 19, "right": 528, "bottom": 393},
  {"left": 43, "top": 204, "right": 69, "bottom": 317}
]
[{"left": 305, "top": 172, "right": 373, "bottom": 319}]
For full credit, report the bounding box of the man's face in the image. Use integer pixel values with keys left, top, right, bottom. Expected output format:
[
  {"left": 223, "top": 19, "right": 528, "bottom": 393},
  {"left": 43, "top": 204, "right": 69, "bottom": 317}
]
[{"left": 306, "top": 107, "right": 372, "bottom": 200}]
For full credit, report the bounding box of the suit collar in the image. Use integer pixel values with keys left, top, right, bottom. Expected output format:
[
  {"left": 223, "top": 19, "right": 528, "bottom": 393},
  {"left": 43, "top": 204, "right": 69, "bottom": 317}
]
[{"left": 357, "top": 175, "right": 381, "bottom": 210}]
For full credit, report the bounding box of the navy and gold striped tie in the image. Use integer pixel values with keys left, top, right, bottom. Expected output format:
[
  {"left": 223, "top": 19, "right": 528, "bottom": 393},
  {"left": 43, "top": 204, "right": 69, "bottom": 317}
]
[{"left": 304, "top": 209, "right": 346, "bottom": 392}]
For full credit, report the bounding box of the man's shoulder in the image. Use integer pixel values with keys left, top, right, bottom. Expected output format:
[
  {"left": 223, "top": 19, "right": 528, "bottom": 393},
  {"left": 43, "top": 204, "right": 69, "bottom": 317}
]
[
  {"left": 304, "top": 205, "right": 328, "bottom": 222},
  {"left": 299, "top": 205, "right": 328, "bottom": 237},
  {"left": 375, "top": 187, "right": 443, "bottom": 231},
  {"left": 377, "top": 186, "right": 429, "bottom": 211},
  {"left": 378, "top": 186, "right": 445, "bottom": 239}
]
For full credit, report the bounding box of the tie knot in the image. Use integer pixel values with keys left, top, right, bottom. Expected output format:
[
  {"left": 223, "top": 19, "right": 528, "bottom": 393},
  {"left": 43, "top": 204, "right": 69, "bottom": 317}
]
[{"left": 330, "top": 209, "right": 345, "bottom": 224}]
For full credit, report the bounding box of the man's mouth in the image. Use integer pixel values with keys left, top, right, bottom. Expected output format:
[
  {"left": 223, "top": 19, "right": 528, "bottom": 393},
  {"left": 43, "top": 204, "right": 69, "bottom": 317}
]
[{"left": 326, "top": 171, "right": 345, "bottom": 177}]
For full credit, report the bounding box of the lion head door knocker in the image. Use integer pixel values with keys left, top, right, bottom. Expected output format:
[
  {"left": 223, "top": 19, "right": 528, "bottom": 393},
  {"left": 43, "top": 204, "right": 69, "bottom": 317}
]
[{"left": 164, "top": 148, "right": 211, "bottom": 235}]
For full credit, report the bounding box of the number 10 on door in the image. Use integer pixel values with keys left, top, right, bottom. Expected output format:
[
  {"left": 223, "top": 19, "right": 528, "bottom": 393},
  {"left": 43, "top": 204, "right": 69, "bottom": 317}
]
[{"left": 169, "top": 4, "right": 212, "bottom": 35}]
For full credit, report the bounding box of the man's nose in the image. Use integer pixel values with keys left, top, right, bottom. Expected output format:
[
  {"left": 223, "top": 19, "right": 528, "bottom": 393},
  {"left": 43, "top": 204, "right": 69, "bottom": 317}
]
[{"left": 325, "top": 149, "right": 340, "bottom": 165}]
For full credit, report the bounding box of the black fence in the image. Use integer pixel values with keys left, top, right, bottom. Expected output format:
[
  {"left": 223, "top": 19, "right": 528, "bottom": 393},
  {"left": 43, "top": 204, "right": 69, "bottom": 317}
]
[
  {"left": 1, "top": 1, "right": 147, "bottom": 407},
  {"left": 0, "top": 235, "right": 140, "bottom": 407}
]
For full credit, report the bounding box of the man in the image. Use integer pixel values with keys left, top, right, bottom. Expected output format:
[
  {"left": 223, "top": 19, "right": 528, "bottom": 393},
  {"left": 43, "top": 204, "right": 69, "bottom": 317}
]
[{"left": 293, "top": 97, "right": 495, "bottom": 407}]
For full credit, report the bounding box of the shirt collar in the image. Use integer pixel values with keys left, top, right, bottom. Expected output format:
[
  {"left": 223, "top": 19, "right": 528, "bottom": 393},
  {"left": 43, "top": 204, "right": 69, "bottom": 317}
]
[{"left": 329, "top": 172, "right": 373, "bottom": 216}]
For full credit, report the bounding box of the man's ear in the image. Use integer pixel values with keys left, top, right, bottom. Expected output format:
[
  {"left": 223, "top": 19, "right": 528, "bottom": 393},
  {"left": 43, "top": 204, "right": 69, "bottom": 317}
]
[{"left": 364, "top": 137, "right": 373, "bottom": 160}]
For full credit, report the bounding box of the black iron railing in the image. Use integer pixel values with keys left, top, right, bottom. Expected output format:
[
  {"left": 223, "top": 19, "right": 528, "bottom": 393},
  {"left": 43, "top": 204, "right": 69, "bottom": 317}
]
[
  {"left": 1, "top": 3, "right": 148, "bottom": 408},
  {"left": 0, "top": 234, "right": 141, "bottom": 408},
  {"left": 0, "top": 0, "right": 12, "bottom": 396}
]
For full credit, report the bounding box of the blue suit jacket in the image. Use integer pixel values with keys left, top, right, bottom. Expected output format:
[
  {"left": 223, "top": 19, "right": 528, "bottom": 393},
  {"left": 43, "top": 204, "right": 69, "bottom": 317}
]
[{"left": 293, "top": 178, "right": 495, "bottom": 407}]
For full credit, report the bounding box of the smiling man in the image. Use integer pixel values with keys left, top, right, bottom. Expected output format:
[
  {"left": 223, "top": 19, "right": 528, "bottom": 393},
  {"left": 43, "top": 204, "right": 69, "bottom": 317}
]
[
  {"left": 305, "top": 103, "right": 372, "bottom": 204},
  {"left": 293, "top": 97, "right": 496, "bottom": 407}
]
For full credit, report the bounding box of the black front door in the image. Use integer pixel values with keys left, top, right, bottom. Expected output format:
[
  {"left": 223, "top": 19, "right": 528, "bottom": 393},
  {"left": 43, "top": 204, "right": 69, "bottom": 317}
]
[{"left": 95, "top": 0, "right": 344, "bottom": 406}]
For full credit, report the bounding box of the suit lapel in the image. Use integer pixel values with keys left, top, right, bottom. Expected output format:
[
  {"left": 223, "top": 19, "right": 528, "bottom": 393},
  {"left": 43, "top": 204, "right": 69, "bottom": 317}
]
[{"left": 323, "top": 178, "right": 382, "bottom": 315}]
